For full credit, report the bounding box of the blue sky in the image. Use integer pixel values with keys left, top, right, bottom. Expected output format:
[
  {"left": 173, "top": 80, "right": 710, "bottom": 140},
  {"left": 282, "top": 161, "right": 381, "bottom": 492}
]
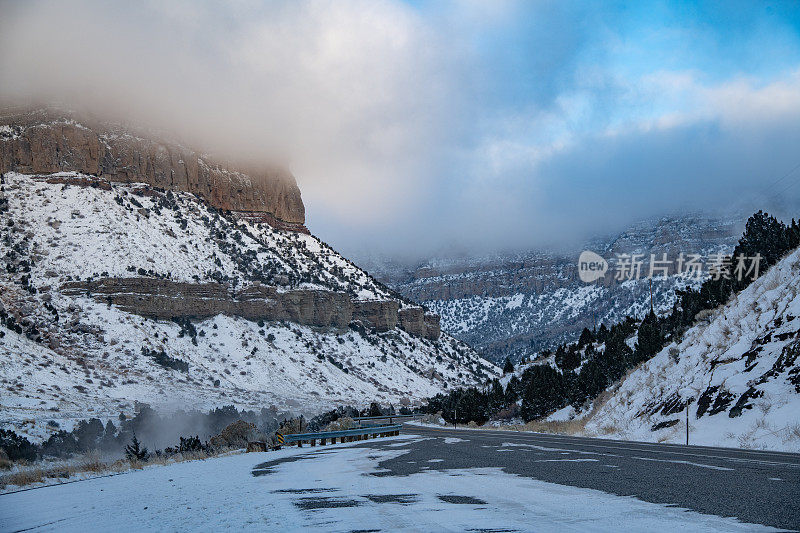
[
  {"left": 2, "top": 0, "right": 800, "bottom": 257},
  {"left": 373, "top": 0, "right": 800, "bottom": 255}
]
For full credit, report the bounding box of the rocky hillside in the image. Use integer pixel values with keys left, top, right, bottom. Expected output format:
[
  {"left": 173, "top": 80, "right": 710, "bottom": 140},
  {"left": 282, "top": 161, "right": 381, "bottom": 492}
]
[
  {"left": 581, "top": 245, "right": 800, "bottom": 450},
  {"left": 0, "top": 115, "right": 497, "bottom": 439},
  {"left": 363, "top": 215, "right": 741, "bottom": 363}
]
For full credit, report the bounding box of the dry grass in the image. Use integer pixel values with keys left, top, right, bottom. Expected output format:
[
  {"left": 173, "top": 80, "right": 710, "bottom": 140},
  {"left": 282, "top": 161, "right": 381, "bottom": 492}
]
[
  {"left": 489, "top": 417, "right": 589, "bottom": 437},
  {"left": 597, "top": 424, "right": 619, "bottom": 435},
  {"left": 0, "top": 450, "right": 11, "bottom": 471},
  {"left": 0, "top": 447, "right": 243, "bottom": 491}
]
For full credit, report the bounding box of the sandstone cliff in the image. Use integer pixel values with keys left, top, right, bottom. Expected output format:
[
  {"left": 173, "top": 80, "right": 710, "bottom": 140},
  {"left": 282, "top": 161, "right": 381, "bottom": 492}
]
[
  {"left": 0, "top": 107, "right": 306, "bottom": 229},
  {"left": 59, "top": 278, "right": 440, "bottom": 339}
]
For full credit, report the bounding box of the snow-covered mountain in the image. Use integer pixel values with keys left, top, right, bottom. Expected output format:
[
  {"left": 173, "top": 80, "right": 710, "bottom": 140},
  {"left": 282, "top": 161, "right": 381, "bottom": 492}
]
[
  {"left": 580, "top": 246, "right": 800, "bottom": 450},
  {"left": 0, "top": 113, "right": 497, "bottom": 438},
  {"left": 363, "top": 215, "right": 742, "bottom": 363}
]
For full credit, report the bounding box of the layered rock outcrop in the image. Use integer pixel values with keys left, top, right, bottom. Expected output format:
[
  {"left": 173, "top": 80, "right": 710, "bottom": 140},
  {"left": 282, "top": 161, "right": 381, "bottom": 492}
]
[
  {"left": 398, "top": 307, "right": 440, "bottom": 341},
  {"left": 60, "top": 278, "right": 441, "bottom": 339},
  {"left": 0, "top": 108, "right": 306, "bottom": 229},
  {"left": 352, "top": 300, "right": 399, "bottom": 333}
]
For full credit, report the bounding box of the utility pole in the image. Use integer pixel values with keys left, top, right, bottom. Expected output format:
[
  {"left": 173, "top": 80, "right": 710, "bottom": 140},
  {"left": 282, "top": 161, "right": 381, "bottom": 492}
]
[{"left": 686, "top": 403, "right": 689, "bottom": 446}]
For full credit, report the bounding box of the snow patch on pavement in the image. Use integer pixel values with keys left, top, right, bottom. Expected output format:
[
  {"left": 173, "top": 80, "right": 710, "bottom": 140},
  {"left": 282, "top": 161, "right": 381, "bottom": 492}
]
[{"left": 0, "top": 438, "right": 778, "bottom": 532}]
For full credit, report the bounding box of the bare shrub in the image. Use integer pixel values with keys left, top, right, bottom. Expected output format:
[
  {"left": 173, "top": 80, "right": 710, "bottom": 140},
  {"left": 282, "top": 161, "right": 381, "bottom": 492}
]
[
  {"left": 695, "top": 309, "right": 715, "bottom": 324},
  {"left": 784, "top": 424, "right": 800, "bottom": 442},
  {"left": 210, "top": 420, "right": 264, "bottom": 450},
  {"left": 1, "top": 448, "right": 245, "bottom": 491},
  {"left": 668, "top": 347, "right": 680, "bottom": 364},
  {"left": 420, "top": 412, "right": 443, "bottom": 425},
  {"left": 325, "top": 417, "right": 355, "bottom": 431}
]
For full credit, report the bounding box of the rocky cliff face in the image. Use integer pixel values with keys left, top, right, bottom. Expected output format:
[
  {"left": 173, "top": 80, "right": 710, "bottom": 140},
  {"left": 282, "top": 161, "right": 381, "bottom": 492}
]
[
  {"left": 361, "top": 215, "right": 743, "bottom": 362},
  {"left": 60, "top": 277, "right": 440, "bottom": 339},
  {"left": 0, "top": 108, "right": 306, "bottom": 229}
]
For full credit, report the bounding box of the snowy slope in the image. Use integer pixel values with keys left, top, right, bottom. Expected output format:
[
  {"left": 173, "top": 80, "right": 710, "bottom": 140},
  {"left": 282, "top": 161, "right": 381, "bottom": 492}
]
[
  {"left": 0, "top": 172, "right": 497, "bottom": 438},
  {"left": 583, "top": 248, "right": 800, "bottom": 451},
  {"left": 1, "top": 171, "right": 391, "bottom": 298}
]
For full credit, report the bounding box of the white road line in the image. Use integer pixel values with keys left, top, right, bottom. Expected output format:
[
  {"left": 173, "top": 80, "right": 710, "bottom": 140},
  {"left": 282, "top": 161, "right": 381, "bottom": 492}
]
[
  {"left": 410, "top": 424, "right": 800, "bottom": 459},
  {"left": 410, "top": 427, "right": 800, "bottom": 469}
]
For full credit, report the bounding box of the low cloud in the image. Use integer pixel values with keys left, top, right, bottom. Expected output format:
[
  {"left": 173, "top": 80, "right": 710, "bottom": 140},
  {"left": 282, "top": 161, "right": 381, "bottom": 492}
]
[
  {"left": 0, "top": 0, "right": 460, "bottom": 222},
  {"left": 2, "top": 1, "right": 799, "bottom": 259}
]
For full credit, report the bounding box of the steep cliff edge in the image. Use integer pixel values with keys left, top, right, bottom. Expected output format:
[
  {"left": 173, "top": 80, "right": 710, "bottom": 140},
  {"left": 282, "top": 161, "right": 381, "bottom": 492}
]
[{"left": 0, "top": 107, "right": 306, "bottom": 229}]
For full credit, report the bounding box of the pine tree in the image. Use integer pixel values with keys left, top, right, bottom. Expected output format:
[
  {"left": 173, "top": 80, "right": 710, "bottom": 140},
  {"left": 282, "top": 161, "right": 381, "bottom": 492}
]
[
  {"left": 596, "top": 323, "right": 609, "bottom": 342},
  {"left": 505, "top": 375, "right": 520, "bottom": 405},
  {"left": 735, "top": 210, "right": 789, "bottom": 268},
  {"left": 519, "top": 365, "right": 567, "bottom": 421},
  {"left": 556, "top": 345, "right": 581, "bottom": 372},
  {"left": 368, "top": 402, "right": 383, "bottom": 417},
  {"left": 125, "top": 434, "right": 149, "bottom": 462},
  {"left": 100, "top": 420, "right": 117, "bottom": 451},
  {"left": 634, "top": 310, "right": 664, "bottom": 364},
  {"left": 488, "top": 379, "right": 506, "bottom": 413},
  {"left": 502, "top": 357, "right": 514, "bottom": 374},
  {"left": 578, "top": 327, "right": 594, "bottom": 347}
]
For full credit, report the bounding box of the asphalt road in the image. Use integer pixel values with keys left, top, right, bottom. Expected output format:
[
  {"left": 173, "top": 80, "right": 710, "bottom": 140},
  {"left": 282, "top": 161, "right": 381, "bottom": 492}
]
[{"left": 359, "top": 424, "right": 800, "bottom": 531}]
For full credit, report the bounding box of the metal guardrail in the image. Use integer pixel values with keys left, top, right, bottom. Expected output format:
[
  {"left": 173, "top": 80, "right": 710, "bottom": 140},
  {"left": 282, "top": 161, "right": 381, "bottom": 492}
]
[
  {"left": 282, "top": 424, "right": 402, "bottom": 447},
  {"left": 351, "top": 414, "right": 416, "bottom": 421},
  {"left": 351, "top": 414, "right": 417, "bottom": 427}
]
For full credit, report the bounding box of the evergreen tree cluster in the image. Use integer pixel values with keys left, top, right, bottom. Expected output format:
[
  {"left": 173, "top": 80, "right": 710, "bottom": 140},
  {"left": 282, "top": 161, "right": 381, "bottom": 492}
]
[
  {"left": 304, "top": 402, "right": 407, "bottom": 432},
  {"left": 142, "top": 346, "right": 190, "bottom": 373}
]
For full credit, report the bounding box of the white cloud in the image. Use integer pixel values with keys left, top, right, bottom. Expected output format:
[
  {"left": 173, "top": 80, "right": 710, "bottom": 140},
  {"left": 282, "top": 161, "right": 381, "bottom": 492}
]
[
  {"left": 2, "top": 1, "right": 799, "bottom": 256},
  {"left": 0, "top": 0, "right": 461, "bottom": 224}
]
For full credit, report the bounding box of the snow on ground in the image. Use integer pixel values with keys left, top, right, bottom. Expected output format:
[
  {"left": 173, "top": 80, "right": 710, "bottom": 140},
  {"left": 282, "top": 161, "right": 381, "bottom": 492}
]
[
  {"left": 0, "top": 172, "right": 498, "bottom": 438},
  {"left": 0, "top": 302, "right": 483, "bottom": 440},
  {"left": 1, "top": 171, "right": 392, "bottom": 299},
  {"left": 584, "top": 248, "right": 800, "bottom": 451},
  {"left": 0, "top": 434, "right": 776, "bottom": 532}
]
